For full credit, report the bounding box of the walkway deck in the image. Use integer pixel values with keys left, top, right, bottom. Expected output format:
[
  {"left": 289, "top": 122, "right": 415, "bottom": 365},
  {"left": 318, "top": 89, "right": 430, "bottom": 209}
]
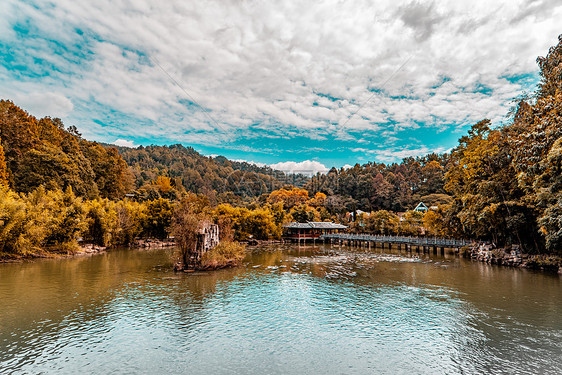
[{"left": 319, "top": 233, "right": 473, "bottom": 249}]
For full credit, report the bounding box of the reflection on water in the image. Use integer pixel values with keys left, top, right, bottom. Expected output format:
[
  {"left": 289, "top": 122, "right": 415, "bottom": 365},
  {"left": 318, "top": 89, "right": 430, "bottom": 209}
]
[{"left": 1, "top": 244, "right": 561, "bottom": 374}]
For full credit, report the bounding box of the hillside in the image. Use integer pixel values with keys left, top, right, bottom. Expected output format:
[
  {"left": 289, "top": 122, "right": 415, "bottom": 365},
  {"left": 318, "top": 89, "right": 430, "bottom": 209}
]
[
  {"left": 113, "top": 144, "right": 306, "bottom": 202},
  {"left": 0, "top": 100, "right": 131, "bottom": 199},
  {"left": 0, "top": 100, "right": 304, "bottom": 202},
  {"left": 305, "top": 154, "right": 450, "bottom": 213}
]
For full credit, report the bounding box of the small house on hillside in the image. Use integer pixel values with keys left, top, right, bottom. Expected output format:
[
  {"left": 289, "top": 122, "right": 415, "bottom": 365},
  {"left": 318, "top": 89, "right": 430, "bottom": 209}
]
[
  {"left": 414, "top": 202, "right": 429, "bottom": 212},
  {"left": 283, "top": 222, "right": 348, "bottom": 241}
]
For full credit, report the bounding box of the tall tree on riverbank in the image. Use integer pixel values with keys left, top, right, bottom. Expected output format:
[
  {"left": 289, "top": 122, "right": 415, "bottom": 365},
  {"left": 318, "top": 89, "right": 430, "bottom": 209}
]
[
  {"left": 509, "top": 35, "right": 562, "bottom": 252},
  {"left": 443, "top": 35, "right": 562, "bottom": 253}
]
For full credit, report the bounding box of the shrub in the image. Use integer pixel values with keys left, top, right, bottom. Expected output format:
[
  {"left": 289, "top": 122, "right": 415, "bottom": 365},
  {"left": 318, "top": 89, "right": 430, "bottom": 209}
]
[{"left": 199, "top": 241, "right": 246, "bottom": 270}]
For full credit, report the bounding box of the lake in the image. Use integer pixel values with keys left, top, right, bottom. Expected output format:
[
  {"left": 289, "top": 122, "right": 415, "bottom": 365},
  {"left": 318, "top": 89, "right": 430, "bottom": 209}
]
[{"left": 1, "top": 244, "right": 561, "bottom": 374}]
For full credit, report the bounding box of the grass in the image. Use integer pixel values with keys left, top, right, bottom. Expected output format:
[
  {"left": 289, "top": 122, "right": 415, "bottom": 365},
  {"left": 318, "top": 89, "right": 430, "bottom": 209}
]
[{"left": 199, "top": 241, "right": 247, "bottom": 270}]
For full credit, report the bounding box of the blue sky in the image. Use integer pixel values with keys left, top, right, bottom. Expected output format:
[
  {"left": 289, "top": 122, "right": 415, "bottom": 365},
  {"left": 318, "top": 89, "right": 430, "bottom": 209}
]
[{"left": 1, "top": 0, "right": 561, "bottom": 174}]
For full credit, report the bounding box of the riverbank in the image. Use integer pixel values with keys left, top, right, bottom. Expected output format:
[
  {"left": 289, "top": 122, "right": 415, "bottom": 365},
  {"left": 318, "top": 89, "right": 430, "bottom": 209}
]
[
  {"left": 467, "top": 243, "right": 562, "bottom": 273},
  {"left": 0, "top": 238, "right": 176, "bottom": 263},
  {"left": 245, "top": 239, "right": 283, "bottom": 246}
]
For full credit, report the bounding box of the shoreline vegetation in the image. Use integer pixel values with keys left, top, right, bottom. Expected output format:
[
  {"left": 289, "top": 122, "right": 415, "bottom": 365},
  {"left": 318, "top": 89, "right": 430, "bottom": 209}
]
[
  {"left": 1, "top": 36, "right": 562, "bottom": 272},
  {"left": 465, "top": 244, "right": 562, "bottom": 273}
]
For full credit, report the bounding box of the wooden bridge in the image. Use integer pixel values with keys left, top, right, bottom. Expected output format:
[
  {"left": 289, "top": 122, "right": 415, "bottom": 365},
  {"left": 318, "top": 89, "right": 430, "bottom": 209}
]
[{"left": 319, "top": 233, "right": 474, "bottom": 254}]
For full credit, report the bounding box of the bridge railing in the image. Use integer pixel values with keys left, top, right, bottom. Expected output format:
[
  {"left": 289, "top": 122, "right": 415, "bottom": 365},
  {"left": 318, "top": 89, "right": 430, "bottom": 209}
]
[{"left": 319, "top": 233, "right": 474, "bottom": 247}]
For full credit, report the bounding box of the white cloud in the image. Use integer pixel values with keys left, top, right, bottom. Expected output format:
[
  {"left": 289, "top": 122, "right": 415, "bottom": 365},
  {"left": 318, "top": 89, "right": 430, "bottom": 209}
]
[
  {"left": 113, "top": 139, "right": 139, "bottom": 148},
  {"left": 355, "top": 146, "right": 448, "bottom": 163},
  {"left": 1, "top": 0, "right": 561, "bottom": 157},
  {"left": 11, "top": 92, "right": 74, "bottom": 118},
  {"left": 270, "top": 160, "right": 329, "bottom": 176}
]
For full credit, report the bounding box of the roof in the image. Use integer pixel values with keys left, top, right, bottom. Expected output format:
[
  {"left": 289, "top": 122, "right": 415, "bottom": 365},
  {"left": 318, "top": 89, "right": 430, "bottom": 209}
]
[
  {"left": 414, "top": 202, "right": 429, "bottom": 211},
  {"left": 283, "top": 221, "right": 348, "bottom": 229}
]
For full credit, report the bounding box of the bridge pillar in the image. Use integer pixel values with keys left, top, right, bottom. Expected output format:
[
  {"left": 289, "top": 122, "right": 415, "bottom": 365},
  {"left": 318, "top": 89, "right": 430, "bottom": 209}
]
[{"left": 441, "top": 247, "right": 445, "bottom": 255}]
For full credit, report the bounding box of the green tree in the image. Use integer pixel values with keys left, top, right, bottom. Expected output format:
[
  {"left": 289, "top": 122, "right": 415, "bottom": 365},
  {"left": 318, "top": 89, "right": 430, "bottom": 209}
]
[
  {"left": 144, "top": 198, "right": 174, "bottom": 239},
  {"left": 289, "top": 204, "right": 320, "bottom": 223},
  {"left": 364, "top": 210, "right": 399, "bottom": 235}
]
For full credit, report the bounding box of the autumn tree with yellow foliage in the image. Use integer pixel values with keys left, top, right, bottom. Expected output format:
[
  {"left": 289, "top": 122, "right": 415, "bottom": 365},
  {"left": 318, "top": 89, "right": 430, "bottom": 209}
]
[{"left": 0, "top": 135, "right": 8, "bottom": 185}]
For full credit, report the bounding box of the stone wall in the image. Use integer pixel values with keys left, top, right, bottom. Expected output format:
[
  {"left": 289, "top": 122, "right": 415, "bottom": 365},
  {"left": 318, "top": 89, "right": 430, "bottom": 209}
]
[{"left": 192, "top": 224, "right": 220, "bottom": 265}]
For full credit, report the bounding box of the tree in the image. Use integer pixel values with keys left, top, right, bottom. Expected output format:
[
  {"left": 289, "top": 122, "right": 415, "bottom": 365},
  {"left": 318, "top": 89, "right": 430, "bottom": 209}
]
[
  {"left": 0, "top": 184, "right": 27, "bottom": 254},
  {"left": 267, "top": 187, "right": 309, "bottom": 209},
  {"left": 289, "top": 204, "right": 320, "bottom": 223},
  {"left": 243, "top": 208, "right": 279, "bottom": 240},
  {"left": 364, "top": 210, "right": 399, "bottom": 235},
  {"left": 398, "top": 211, "right": 424, "bottom": 236},
  {"left": 371, "top": 173, "right": 392, "bottom": 210},
  {"left": 538, "top": 198, "right": 562, "bottom": 254},
  {"left": 144, "top": 198, "right": 174, "bottom": 239},
  {"left": 423, "top": 210, "right": 447, "bottom": 237},
  {"left": 0, "top": 135, "right": 8, "bottom": 185},
  {"left": 172, "top": 197, "right": 211, "bottom": 268},
  {"left": 536, "top": 34, "right": 562, "bottom": 99}
]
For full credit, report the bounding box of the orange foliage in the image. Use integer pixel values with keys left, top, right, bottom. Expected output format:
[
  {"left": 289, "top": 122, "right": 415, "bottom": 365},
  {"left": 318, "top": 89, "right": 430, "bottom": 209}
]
[{"left": 267, "top": 187, "right": 309, "bottom": 209}]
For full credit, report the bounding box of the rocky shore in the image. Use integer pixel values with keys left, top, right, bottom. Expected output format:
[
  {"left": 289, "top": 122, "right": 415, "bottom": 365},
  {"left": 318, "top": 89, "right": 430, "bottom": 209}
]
[
  {"left": 77, "top": 238, "right": 175, "bottom": 255},
  {"left": 246, "top": 239, "right": 283, "bottom": 246},
  {"left": 131, "top": 238, "right": 176, "bottom": 248},
  {"left": 467, "top": 243, "right": 562, "bottom": 273},
  {"left": 0, "top": 238, "right": 177, "bottom": 262}
]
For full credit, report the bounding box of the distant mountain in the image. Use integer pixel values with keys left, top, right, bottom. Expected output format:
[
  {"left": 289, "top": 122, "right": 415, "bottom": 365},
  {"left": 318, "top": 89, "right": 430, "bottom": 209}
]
[{"left": 112, "top": 143, "right": 308, "bottom": 200}]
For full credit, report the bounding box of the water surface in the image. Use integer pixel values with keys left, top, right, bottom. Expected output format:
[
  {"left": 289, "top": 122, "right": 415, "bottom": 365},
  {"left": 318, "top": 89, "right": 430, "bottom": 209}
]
[{"left": 1, "top": 244, "right": 561, "bottom": 374}]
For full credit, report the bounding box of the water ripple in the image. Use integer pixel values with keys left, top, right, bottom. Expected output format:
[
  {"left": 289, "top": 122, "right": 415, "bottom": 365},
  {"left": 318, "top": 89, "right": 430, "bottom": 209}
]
[{"left": 0, "top": 246, "right": 561, "bottom": 374}]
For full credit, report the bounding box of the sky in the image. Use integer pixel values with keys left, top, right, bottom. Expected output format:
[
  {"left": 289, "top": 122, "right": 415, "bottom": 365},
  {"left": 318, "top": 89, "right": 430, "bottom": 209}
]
[{"left": 1, "top": 0, "right": 561, "bottom": 174}]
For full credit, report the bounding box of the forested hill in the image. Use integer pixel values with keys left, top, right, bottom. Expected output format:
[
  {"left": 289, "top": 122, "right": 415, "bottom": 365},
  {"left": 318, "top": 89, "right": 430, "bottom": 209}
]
[
  {"left": 113, "top": 144, "right": 308, "bottom": 201},
  {"left": 0, "top": 100, "right": 131, "bottom": 199},
  {"left": 0, "top": 100, "right": 305, "bottom": 202},
  {"left": 305, "top": 154, "right": 451, "bottom": 213},
  {"left": 0, "top": 97, "right": 452, "bottom": 212},
  {"left": 213, "top": 156, "right": 309, "bottom": 187}
]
